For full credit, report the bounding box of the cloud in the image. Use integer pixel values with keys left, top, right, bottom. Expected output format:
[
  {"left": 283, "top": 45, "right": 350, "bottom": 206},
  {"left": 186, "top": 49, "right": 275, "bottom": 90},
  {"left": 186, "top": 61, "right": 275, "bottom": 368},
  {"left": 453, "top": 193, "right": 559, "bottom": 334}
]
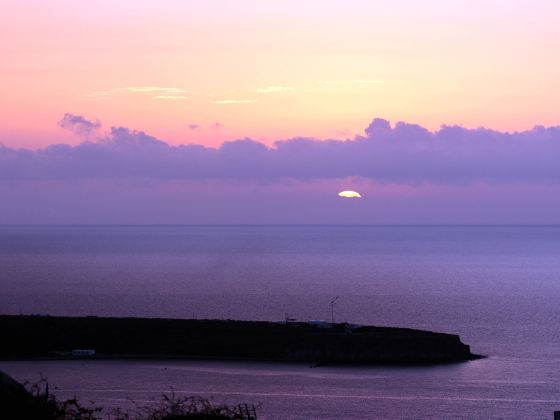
[
  {"left": 81, "top": 91, "right": 115, "bottom": 100},
  {"left": 256, "top": 86, "right": 294, "bottom": 93},
  {"left": 210, "top": 123, "right": 223, "bottom": 129},
  {"left": 5, "top": 115, "right": 560, "bottom": 224},
  {"left": 188, "top": 124, "right": 200, "bottom": 130},
  {"left": 123, "top": 87, "right": 186, "bottom": 94},
  {"left": 57, "top": 113, "right": 101, "bottom": 137},
  {"left": 213, "top": 99, "right": 257, "bottom": 104},
  {"left": 81, "top": 86, "right": 187, "bottom": 101},
  {"left": 5, "top": 116, "right": 560, "bottom": 186}
]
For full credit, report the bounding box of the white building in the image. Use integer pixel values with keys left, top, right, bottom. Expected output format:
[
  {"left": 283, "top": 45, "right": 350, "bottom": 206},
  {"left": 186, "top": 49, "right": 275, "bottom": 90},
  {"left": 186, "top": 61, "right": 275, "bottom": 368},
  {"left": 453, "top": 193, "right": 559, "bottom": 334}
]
[
  {"left": 71, "top": 349, "right": 96, "bottom": 356},
  {"left": 308, "top": 320, "right": 331, "bottom": 328}
]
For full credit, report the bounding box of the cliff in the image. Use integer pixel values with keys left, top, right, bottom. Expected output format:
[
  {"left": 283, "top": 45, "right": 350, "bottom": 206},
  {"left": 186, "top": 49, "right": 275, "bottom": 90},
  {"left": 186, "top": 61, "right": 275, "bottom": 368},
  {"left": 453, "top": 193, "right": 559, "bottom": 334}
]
[{"left": 0, "top": 315, "right": 480, "bottom": 364}]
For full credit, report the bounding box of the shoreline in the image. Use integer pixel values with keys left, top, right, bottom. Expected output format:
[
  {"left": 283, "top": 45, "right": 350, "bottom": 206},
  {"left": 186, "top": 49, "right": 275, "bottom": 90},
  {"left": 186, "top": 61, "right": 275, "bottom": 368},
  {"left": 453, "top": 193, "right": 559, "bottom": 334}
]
[{"left": 0, "top": 353, "right": 484, "bottom": 366}]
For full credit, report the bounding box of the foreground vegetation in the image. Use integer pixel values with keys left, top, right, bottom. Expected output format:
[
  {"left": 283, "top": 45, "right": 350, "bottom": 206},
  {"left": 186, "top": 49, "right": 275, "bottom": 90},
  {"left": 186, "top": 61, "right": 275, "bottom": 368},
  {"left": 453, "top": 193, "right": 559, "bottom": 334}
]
[{"left": 0, "top": 374, "right": 257, "bottom": 420}]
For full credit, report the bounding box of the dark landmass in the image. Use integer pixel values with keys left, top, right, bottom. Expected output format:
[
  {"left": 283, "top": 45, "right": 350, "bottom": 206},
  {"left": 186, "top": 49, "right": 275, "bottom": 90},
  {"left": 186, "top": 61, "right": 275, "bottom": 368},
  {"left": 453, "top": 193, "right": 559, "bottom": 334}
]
[{"left": 0, "top": 315, "right": 480, "bottom": 365}]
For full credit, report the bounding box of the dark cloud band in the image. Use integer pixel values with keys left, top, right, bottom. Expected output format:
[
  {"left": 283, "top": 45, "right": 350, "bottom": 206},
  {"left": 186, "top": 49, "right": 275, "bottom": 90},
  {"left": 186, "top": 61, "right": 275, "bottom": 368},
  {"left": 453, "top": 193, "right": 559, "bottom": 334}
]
[{"left": 2, "top": 117, "right": 560, "bottom": 184}]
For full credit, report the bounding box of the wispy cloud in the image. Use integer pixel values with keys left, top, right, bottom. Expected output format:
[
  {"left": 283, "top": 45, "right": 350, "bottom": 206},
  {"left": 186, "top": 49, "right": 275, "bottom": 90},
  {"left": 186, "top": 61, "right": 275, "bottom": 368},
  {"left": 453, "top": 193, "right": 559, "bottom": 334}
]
[
  {"left": 154, "top": 95, "right": 188, "bottom": 100},
  {"left": 188, "top": 123, "right": 221, "bottom": 130},
  {"left": 81, "top": 86, "right": 187, "bottom": 101},
  {"left": 123, "top": 87, "right": 186, "bottom": 94},
  {"left": 213, "top": 99, "right": 257, "bottom": 104},
  {"left": 81, "top": 91, "right": 116, "bottom": 101},
  {"left": 256, "top": 86, "right": 294, "bottom": 93}
]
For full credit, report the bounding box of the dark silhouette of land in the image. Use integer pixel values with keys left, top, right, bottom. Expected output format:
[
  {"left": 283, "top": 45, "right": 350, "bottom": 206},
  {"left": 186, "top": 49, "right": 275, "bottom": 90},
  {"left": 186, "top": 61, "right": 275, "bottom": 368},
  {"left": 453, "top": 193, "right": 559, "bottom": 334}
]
[{"left": 0, "top": 315, "right": 480, "bottom": 365}]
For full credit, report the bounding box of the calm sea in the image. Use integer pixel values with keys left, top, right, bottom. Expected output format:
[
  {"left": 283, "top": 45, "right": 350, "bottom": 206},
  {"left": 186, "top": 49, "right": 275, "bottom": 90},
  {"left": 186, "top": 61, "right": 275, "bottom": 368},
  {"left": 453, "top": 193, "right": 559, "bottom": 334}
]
[{"left": 1, "top": 225, "right": 560, "bottom": 419}]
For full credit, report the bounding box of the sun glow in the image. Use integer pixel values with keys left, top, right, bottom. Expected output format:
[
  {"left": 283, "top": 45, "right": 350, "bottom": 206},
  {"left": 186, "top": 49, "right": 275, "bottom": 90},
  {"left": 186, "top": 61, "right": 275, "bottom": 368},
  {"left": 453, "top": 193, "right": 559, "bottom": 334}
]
[{"left": 338, "top": 190, "right": 362, "bottom": 198}]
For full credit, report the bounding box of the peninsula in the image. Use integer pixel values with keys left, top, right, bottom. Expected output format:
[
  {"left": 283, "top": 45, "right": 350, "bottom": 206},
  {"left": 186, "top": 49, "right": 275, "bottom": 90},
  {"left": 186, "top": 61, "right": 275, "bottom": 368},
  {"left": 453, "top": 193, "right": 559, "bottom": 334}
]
[{"left": 0, "top": 315, "right": 480, "bottom": 365}]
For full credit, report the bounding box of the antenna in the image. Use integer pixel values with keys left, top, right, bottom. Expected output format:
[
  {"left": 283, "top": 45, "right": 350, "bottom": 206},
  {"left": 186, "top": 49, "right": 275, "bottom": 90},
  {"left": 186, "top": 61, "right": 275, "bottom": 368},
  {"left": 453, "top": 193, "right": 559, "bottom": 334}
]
[{"left": 330, "top": 296, "right": 339, "bottom": 327}]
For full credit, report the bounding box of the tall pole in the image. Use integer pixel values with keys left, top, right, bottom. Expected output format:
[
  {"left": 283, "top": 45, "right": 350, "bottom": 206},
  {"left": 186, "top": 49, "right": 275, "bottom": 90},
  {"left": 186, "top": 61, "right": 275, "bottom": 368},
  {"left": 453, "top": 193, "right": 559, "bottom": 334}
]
[{"left": 330, "top": 296, "right": 339, "bottom": 327}]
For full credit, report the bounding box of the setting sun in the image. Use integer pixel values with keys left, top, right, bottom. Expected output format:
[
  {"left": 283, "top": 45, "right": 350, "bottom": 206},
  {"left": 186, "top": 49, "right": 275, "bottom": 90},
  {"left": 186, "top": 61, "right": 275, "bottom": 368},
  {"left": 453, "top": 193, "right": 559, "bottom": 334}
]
[{"left": 338, "top": 190, "right": 362, "bottom": 198}]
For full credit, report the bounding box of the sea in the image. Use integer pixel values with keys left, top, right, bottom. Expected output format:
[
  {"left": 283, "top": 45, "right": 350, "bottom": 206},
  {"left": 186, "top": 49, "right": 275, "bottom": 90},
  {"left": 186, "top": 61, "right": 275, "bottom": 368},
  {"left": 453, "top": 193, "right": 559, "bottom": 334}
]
[{"left": 1, "top": 225, "right": 560, "bottom": 419}]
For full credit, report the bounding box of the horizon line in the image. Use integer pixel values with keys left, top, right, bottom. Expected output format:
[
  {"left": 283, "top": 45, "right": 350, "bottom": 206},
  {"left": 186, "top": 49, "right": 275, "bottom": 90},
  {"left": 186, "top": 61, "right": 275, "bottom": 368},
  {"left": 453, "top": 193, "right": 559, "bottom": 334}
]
[{"left": 2, "top": 224, "right": 560, "bottom": 228}]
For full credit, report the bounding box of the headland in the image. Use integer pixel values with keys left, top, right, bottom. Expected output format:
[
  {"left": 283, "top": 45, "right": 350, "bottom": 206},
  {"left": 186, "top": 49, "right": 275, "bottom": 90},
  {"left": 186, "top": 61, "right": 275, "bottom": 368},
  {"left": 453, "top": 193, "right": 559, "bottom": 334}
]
[{"left": 0, "top": 315, "right": 481, "bottom": 365}]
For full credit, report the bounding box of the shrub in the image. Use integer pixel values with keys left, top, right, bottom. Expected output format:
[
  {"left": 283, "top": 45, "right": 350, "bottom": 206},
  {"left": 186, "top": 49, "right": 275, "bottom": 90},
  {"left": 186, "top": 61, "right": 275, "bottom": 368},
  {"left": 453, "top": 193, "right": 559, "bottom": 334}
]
[{"left": 3, "top": 376, "right": 258, "bottom": 420}]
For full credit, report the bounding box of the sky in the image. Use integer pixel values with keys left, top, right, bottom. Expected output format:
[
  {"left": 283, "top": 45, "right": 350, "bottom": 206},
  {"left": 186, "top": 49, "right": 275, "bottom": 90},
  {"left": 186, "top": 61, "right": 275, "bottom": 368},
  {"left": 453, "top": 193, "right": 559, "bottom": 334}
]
[{"left": 1, "top": 0, "right": 560, "bottom": 223}]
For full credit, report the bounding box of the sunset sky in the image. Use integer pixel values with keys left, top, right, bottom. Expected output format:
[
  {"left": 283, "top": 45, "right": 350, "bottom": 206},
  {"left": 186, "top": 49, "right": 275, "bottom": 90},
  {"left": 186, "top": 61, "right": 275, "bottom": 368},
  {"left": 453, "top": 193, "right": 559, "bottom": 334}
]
[
  {"left": 2, "top": 1, "right": 560, "bottom": 223},
  {"left": 3, "top": 0, "right": 560, "bottom": 147}
]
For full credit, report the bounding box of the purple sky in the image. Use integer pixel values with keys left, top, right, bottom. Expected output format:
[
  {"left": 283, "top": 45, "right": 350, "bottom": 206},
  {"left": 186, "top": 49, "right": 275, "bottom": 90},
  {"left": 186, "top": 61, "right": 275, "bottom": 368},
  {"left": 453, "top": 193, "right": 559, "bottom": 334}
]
[{"left": 2, "top": 115, "right": 560, "bottom": 224}]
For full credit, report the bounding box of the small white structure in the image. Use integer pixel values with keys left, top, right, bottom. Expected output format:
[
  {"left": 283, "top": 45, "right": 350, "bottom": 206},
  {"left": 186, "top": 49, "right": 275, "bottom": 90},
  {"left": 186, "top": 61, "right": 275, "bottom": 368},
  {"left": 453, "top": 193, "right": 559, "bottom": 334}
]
[
  {"left": 308, "top": 320, "right": 330, "bottom": 328},
  {"left": 71, "top": 349, "right": 96, "bottom": 356}
]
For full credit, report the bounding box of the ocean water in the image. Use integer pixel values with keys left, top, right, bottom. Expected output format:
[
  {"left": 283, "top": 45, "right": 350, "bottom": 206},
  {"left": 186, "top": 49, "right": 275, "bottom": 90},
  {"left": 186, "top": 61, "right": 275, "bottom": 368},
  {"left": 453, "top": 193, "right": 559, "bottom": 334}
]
[{"left": 1, "top": 225, "right": 560, "bottom": 419}]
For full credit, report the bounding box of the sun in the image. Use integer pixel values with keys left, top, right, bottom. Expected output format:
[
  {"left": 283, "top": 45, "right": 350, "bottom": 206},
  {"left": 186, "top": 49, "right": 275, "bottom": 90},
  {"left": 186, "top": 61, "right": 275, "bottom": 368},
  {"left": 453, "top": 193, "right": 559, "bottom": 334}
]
[{"left": 338, "top": 190, "right": 362, "bottom": 198}]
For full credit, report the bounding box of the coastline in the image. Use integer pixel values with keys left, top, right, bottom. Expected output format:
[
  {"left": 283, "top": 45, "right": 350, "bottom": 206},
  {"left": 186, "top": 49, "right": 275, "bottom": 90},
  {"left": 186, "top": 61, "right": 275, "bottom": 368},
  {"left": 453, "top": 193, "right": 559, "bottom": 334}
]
[{"left": 0, "top": 315, "right": 481, "bottom": 365}]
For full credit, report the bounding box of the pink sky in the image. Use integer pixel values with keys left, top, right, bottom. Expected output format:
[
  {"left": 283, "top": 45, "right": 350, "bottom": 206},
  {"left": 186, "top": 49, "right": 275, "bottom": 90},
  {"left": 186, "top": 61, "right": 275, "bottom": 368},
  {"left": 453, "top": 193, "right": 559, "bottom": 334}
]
[
  {"left": 2, "top": 0, "right": 560, "bottom": 148},
  {"left": 2, "top": 1, "right": 560, "bottom": 223}
]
